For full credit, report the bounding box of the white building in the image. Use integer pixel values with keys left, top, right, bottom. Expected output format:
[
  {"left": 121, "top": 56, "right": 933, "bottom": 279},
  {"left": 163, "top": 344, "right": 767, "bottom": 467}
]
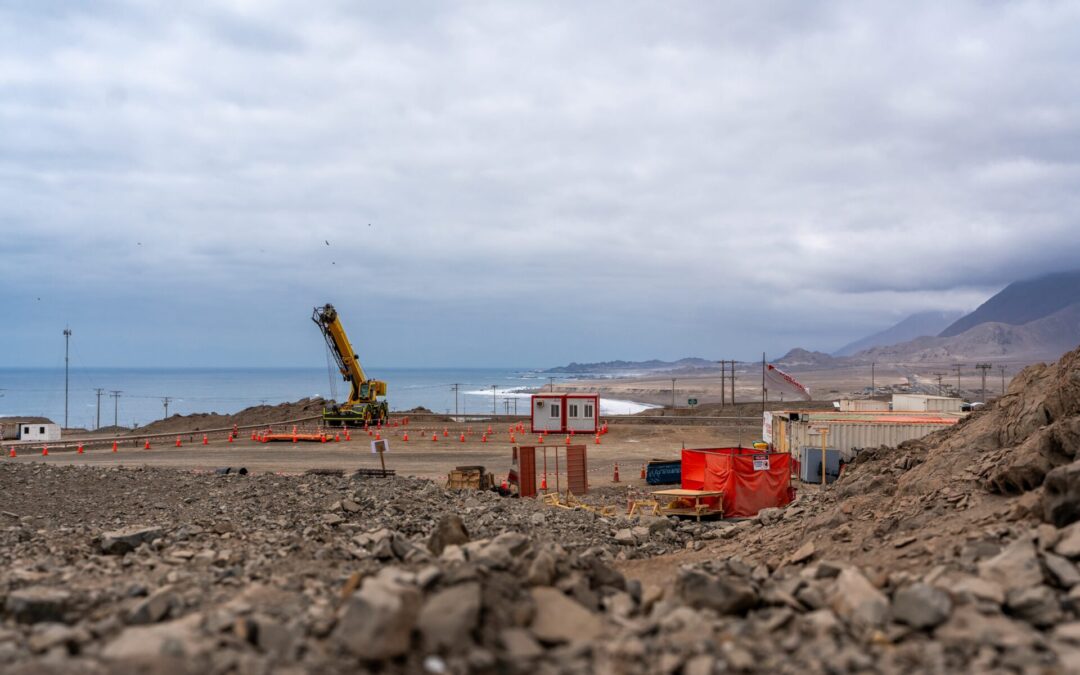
[
  {"left": 18, "top": 423, "right": 61, "bottom": 442},
  {"left": 530, "top": 393, "right": 599, "bottom": 434},
  {"left": 891, "top": 394, "right": 964, "bottom": 413}
]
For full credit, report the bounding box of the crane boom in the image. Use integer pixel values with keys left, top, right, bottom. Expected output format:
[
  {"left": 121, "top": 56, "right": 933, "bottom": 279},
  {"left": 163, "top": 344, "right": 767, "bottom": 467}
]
[{"left": 312, "top": 304, "right": 388, "bottom": 425}]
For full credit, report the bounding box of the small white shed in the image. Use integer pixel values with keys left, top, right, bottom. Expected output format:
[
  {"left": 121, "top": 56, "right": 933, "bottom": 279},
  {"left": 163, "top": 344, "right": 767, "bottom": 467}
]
[
  {"left": 530, "top": 394, "right": 599, "bottom": 434},
  {"left": 19, "top": 423, "right": 61, "bottom": 442}
]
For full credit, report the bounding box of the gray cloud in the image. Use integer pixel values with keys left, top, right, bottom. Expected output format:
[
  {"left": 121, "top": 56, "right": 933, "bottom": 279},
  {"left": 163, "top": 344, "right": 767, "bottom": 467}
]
[{"left": 2, "top": 0, "right": 1079, "bottom": 365}]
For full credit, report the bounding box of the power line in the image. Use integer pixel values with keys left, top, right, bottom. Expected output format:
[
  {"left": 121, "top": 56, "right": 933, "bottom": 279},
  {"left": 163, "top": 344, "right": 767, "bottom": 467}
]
[
  {"left": 63, "top": 327, "right": 72, "bottom": 428},
  {"left": 162, "top": 396, "right": 173, "bottom": 419}
]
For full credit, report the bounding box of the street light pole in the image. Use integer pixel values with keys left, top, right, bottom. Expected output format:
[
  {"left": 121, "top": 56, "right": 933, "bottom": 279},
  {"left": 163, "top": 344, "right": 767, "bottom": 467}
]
[{"left": 63, "top": 328, "right": 72, "bottom": 428}]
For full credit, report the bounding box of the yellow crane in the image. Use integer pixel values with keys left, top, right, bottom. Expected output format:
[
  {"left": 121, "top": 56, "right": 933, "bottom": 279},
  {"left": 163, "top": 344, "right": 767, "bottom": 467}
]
[{"left": 312, "top": 303, "right": 388, "bottom": 425}]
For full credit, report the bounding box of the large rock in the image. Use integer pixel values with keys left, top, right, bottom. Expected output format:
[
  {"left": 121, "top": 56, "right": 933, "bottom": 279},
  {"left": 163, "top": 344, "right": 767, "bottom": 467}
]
[
  {"left": 334, "top": 577, "right": 421, "bottom": 660},
  {"left": 977, "top": 536, "right": 1043, "bottom": 592},
  {"left": 934, "top": 605, "right": 1038, "bottom": 650},
  {"left": 1006, "top": 585, "right": 1063, "bottom": 627},
  {"left": 128, "top": 586, "right": 176, "bottom": 625},
  {"left": 100, "top": 526, "right": 164, "bottom": 555},
  {"left": 1045, "top": 460, "right": 1080, "bottom": 527},
  {"left": 5, "top": 587, "right": 71, "bottom": 624},
  {"left": 828, "top": 569, "right": 889, "bottom": 630},
  {"left": 428, "top": 515, "right": 469, "bottom": 556},
  {"left": 102, "top": 613, "right": 207, "bottom": 662},
  {"left": 892, "top": 583, "right": 951, "bottom": 629},
  {"left": 417, "top": 582, "right": 481, "bottom": 652},
  {"left": 530, "top": 587, "right": 603, "bottom": 644},
  {"left": 674, "top": 568, "right": 758, "bottom": 616}
]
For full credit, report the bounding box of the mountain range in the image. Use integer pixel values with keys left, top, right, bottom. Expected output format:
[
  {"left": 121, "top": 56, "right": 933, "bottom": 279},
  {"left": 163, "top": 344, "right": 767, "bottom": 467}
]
[{"left": 833, "top": 269, "right": 1080, "bottom": 363}]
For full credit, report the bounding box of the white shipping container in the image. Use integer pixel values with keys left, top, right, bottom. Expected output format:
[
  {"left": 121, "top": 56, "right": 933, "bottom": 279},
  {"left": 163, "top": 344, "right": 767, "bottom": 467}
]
[{"left": 891, "top": 394, "right": 963, "bottom": 413}]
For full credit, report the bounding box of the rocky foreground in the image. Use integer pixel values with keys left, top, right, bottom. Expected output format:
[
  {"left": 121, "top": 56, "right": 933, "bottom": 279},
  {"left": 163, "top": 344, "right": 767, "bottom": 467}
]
[{"left": 2, "top": 345, "right": 1080, "bottom": 674}]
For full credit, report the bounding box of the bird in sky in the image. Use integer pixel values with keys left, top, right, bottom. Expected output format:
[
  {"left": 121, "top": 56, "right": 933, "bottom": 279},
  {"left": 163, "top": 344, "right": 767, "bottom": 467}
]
[{"left": 325, "top": 240, "right": 330, "bottom": 246}]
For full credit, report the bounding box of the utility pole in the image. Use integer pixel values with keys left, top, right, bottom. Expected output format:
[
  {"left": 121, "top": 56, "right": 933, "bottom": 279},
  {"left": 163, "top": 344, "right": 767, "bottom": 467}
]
[
  {"left": 975, "top": 363, "right": 992, "bottom": 402},
  {"left": 1000, "top": 365, "right": 1007, "bottom": 395},
  {"left": 63, "top": 327, "right": 72, "bottom": 428},
  {"left": 719, "top": 361, "right": 726, "bottom": 407},
  {"left": 110, "top": 390, "right": 122, "bottom": 427},
  {"left": 871, "top": 362, "right": 875, "bottom": 397},
  {"left": 761, "top": 352, "right": 767, "bottom": 414},
  {"left": 548, "top": 377, "right": 555, "bottom": 392},
  {"left": 451, "top": 384, "right": 460, "bottom": 420},
  {"left": 933, "top": 372, "right": 944, "bottom": 394},
  {"left": 162, "top": 396, "right": 172, "bottom": 419},
  {"left": 671, "top": 378, "right": 677, "bottom": 410},
  {"left": 492, "top": 385, "right": 497, "bottom": 415},
  {"left": 954, "top": 364, "right": 963, "bottom": 398},
  {"left": 730, "top": 360, "right": 736, "bottom": 406},
  {"left": 94, "top": 388, "right": 104, "bottom": 430}
]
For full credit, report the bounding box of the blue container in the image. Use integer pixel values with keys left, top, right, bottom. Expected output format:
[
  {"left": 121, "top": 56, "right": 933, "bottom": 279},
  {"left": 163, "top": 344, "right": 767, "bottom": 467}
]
[{"left": 646, "top": 460, "right": 681, "bottom": 485}]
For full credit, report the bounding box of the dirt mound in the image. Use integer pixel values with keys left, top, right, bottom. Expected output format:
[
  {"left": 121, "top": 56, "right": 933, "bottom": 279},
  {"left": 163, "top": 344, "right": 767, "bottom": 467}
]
[{"left": 133, "top": 397, "right": 331, "bottom": 435}]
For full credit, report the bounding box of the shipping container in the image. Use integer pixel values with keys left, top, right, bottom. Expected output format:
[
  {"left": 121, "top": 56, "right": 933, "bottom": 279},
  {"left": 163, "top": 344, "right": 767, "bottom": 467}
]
[
  {"left": 838, "top": 399, "right": 890, "bottom": 412},
  {"left": 765, "top": 410, "right": 961, "bottom": 462},
  {"left": 891, "top": 394, "right": 963, "bottom": 413}
]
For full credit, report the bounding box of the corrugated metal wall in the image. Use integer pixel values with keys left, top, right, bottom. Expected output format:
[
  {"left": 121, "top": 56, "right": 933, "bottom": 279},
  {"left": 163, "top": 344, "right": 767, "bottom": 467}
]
[{"left": 775, "top": 419, "right": 951, "bottom": 460}]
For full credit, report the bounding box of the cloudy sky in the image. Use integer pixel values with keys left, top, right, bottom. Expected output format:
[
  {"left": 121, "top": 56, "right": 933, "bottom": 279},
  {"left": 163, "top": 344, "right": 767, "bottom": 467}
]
[{"left": 2, "top": 0, "right": 1079, "bottom": 368}]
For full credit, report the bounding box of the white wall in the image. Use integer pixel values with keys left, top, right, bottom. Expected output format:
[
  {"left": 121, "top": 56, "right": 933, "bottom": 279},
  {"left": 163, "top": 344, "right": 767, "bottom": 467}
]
[
  {"left": 19, "top": 423, "right": 61, "bottom": 442},
  {"left": 565, "top": 396, "right": 598, "bottom": 433},
  {"left": 532, "top": 396, "right": 563, "bottom": 432}
]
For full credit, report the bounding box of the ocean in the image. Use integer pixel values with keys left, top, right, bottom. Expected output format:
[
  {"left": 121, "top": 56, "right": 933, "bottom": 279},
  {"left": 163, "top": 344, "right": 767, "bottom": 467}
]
[{"left": 0, "top": 367, "right": 656, "bottom": 429}]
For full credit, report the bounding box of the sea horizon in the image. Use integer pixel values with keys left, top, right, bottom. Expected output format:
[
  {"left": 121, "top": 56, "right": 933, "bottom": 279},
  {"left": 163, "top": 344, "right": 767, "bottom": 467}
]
[{"left": 0, "top": 366, "right": 656, "bottom": 429}]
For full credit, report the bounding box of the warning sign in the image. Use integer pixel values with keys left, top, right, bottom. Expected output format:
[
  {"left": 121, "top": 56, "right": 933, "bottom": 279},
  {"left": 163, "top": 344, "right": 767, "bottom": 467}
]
[{"left": 752, "top": 454, "right": 770, "bottom": 471}]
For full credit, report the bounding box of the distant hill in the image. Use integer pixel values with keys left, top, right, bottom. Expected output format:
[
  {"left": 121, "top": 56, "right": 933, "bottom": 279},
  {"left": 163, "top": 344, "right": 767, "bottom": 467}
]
[
  {"left": 940, "top": 270, "right": 1080, "bottom": 337},
  {"left": 774, "top": 348, "right": 843, "bottom": 369},
  {"left": 855, "top": 302, "right": 1080, "bottom": 363},
  {"left": 543, "top": 357, "right": 716, "bottom": 374},
  {"left": 834, "top": 310, "right": 965, "bottom": 356}
]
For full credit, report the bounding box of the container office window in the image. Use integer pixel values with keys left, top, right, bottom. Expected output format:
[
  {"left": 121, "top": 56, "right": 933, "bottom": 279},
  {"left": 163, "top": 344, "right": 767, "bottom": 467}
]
[
  {"left": 584, "top": 404, "right": 594, "bottom": 418},
  {"left": 550, "top": 404, "right": 560, "bottom": 418},
  {"left": 569, "top": 404, "right": 579, "bottom": 417}
]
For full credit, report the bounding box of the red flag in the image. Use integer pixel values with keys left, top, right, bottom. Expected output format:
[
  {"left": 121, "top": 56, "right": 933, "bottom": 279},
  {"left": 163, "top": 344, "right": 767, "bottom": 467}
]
[{"left": 766, "top": 364, "right": 812, "bottom": 400}]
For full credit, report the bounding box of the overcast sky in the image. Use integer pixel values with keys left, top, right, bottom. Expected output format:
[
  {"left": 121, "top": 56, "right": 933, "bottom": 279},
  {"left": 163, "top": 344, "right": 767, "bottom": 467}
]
[{"left": 2, "top": 1, "right": 1079, "bottom": 368}]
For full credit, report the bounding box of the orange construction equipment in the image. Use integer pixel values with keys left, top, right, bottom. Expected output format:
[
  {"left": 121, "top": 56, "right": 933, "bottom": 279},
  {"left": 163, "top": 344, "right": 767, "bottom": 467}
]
[
  {"left": 144, "top": 439, "right": 151, "bottom": 450},
  {"left": 613, "top": 463, "right": 620, "bottom": 482},
  {"left": 112, "top": 441, "right": 118, "bottom": 453},
  {"left": 42, "top": 445, "right": 48, "bottom": 456},
  {"left": 77, "top": 444, "right": 84, "bottom": 454}
]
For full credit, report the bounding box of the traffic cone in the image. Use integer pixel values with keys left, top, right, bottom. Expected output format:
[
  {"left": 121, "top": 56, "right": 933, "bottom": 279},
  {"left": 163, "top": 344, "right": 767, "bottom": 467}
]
[
  {"left": 613, "top": 463, "right": 620, "bottom": 483},
  {"left": 540, "top": 474, "right": 547, "bottom": 490},
  {"left": 8, "top": 447, "right": 14, "bottom": 458},
  {"left": 77, "top": 444, "right": 84, "bottom": 454},
  {"left": 487, "top": 425, "right": 492, "bottom": 434},
  {"left": 368, "top": 428, "right": 373, "bottom": 437},
  {"left": 481, "top": 435, "right": 487, "bottom": 443},
  {"left": 202, "top": 434, "right": 208, "bottom": 446},
  {"left": 251, "top": 431, "right": 257, "bottom": 441},
  {"left": 595, "top": 434, "right": 600, "bottom": 445},
  {"left": 459, "top": 433, "right": 465, "bottom": 442},
  {"left": 565, "top": 435, "right": 571, "bottom": 445},
  {"left": 176, "top": 436, "right": 182, "bottom": 447},
  {"left": 334, "top": 433, "right": 340, "bottom": 442},
  {"left": 443, "top": 427, "right": 449, "bottom": 437},
  {"left": 42, "top": 445, "right": 48, "bottom": 456},
  {"left": 112, "top": 441, "right": 118, "bottom": 453},
  {"left": 510, "top": 433, "right": 516, "bottom": 443},
  {"left": 501, "top": 479, "right": 508, "bottom": 490},
  {"left": 640, "top": 464, "right": 646, "bottom": 480},
  {"left": 292, "top": 432, "right": 298, "bottom": 443},
  {"left": 321, "top": 434, "right": 327, "bottom": 443},
  {"left": 432, "top": 433, "right": 438, "bottom": 442},
  {"left": 227, "top": 434, "right": 233, "bottom": 444},
  {"left": 345, "top": 430, "right": 351, "bottom": 441},
  {"left": 403, "top": 432, "right": 409, "bottom": 442},
  {"left": 144, "top": 439, "right": 151, "bottom": 450},
  {"left": 375, "top": 431, "right": 381, "bottom": 441}
]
